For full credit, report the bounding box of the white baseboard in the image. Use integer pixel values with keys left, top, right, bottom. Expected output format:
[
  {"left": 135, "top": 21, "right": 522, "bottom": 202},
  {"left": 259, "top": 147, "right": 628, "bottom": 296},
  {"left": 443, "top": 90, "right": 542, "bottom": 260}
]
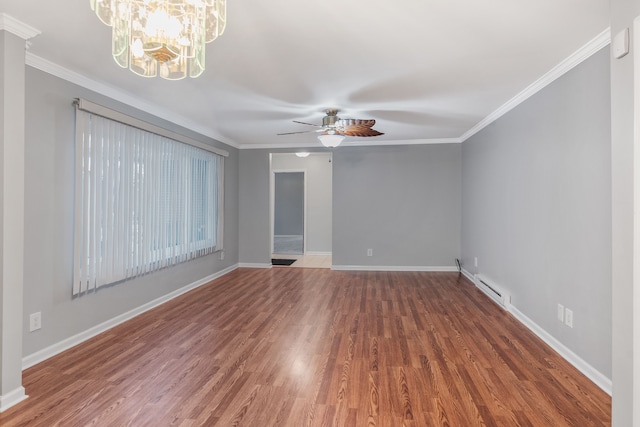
[
  {"left": 460, "top": 268, "right": 611, "bottom": 395},
  {"left": 238, "top": 262, "right": 273, "bottom": 269},
  {"left": 21, "top": 263, "right": 612, "bottom": 398},
  {"left": 22, "top": 264, "right": 239, "bottom": 370},
  {"left": 509, "top": 306, "right": 612, "bottom": 395},
  {"left": 461, "top": 268, "right": 475, "bottom": 282},
  {"left": 305, "top": 251, "right": 332, "bottom": 256},
  {"left": 331, "top": 265, "right": 458, "bottom": 272},
  {"left": 0, "top": 386, "right": 28, "bottom": 412}
]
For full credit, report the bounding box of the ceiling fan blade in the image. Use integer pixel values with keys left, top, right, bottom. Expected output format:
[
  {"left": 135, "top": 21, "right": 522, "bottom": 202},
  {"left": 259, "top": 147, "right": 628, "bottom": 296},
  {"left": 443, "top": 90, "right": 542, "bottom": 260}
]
[
  {"left": 277, "top": 130, "right": 318, "bottom": 135},
  {"left": 282, "top": 111, "right": 384, "bottom": 138},
  {"left": 335, "top": 118, "right": 383, "bottom": 137},
  {"left": 292, "top": 120, "right": 322, "bottom": 127},
  {"left": 337, "top": 127, "right": 384, "bottom": 137},
  {"left": 335, "top": 118, "right": 376, "bottom": 128}
]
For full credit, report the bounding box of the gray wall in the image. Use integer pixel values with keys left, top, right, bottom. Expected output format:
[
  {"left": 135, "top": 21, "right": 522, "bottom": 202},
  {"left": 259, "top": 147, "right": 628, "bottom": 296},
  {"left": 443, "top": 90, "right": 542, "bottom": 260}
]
[
  {"left": 0, "top": 30, "right": 27, "bottom": 401},
  {"left": 610, "top": 0, "right": 640, "bottom": 424},
  {"left": 239, "top": 149, "right": 271, "bottom": 264},
  {"left": 274, "top": 172, "right": 304, "bottom": 236},
  {"left": 461, "top": 48, "right": 612, "bottom": 377},
  {"left": 332, "top": 144, "right": 461, "bottom": 268},
  {"left": 22, "top": 67, "right": 239, "bottom": 356},
  {"left": 239, "top": 145, "right": 461, "bottom": 268},
  {"left": 271, "top": 153, "right": 332, "bottom": 253}
]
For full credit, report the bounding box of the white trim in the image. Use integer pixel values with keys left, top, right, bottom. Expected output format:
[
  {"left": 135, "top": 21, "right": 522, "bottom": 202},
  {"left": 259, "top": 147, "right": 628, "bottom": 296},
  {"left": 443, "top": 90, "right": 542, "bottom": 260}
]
[
  {"left": 461, "top": 28, "right": 611, "bottom": 142},
  {"left": 633, "top": 15, "right": 640, "bottom": 421},
  {"left": 338, "top": 138, "right": 461, "bottom": 147},
  {"left": 461, "top": 268, "right": 475, "bottom": 283},
  {"left": 22, "top": 264, "right": 238, "bottom": 370},
  {"left": 306, "top": 251, "right": 332, "bottom": 256},
  {"left": 509, "top": 305, "right": 612, "bottom": 395},
  {"left": 0, "top": 386, "right": 28, "bottom": 413},
  {"left": 240, "top": 137, "right": 461, "bottom": 150},
  {"left": 459, "top": 268, "right": 611, "bottom": 395},
  {"left": 331, "top": 265, "right": 458, "bottom": 272},
  {"left": 238, "top": 263, "right": 273, "bottom": 268},
  {"left": 25, "top": 53, "right": 239, "bottom": 149},
  {"left": 271, "top": 169, "right": 307, "bottom": 255},
  {"left": 241, "top": 29, "right": 610, "bottom": 151},
  {"left": 22, "top": 27, "right": 610, "bottom": 152},
  {"left": 247, "top": 142, "right": 337, "bottom": 150},
  {"left": 0, "top": 14, "right": 40, "bottom": 40},
  {"left": 17, "top": 262, "right": 613, "bottom": 401},
  {"left": 75, "top": 98, "right": 229, "bottom": 157}
]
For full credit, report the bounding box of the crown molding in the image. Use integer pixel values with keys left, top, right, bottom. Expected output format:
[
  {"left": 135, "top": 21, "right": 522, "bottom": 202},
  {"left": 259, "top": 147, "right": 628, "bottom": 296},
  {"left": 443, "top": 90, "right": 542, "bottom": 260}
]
[
  {"left": 25, "top": 52, "right": 241, "bottom": 150},
  {"left": 460, "top": 27, "right": 611, "bottom": 142},
  {"left": 239, "top": 141, "right": 324, "bottom": 150},
  {"left": 0, "top": 14, "right": 41, "bottom": 40},
  {"left": 239, "top": 137, "right": 461, "bottom": 150},
  {"left": 342, "top": 137, "right": 461, "bottom": 147},
  {"left": 21, "top": 25, "right": 610, "bottom": 151}
]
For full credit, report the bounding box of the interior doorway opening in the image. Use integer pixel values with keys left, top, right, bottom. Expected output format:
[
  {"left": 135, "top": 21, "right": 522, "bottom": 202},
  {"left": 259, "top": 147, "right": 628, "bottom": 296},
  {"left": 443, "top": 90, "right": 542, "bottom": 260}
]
[
  {"left": 273, "top": 171, "right": 305, "bottom": 255},
  {"left": 270, "top": 152, "right": 332, "bottom": 268}
]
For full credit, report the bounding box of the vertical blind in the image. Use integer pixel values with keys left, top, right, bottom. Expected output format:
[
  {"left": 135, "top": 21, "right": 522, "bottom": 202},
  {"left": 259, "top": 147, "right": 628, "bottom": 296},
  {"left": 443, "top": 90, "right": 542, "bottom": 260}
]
[{"left": 73, "top": 107, "right": 224, "bottom": 296}]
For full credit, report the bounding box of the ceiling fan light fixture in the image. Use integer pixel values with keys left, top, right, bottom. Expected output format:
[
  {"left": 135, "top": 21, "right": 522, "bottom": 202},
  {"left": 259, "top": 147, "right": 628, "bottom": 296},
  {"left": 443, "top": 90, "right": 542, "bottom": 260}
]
[
  {"left": 90, "top": 0, "right": 226, "bottom": 80},
  {"left": 318, "top": 134, "right": 345, "bottom": 148},
  {"left": 278, "top": 109, "right": 383, "bottom": 145}
]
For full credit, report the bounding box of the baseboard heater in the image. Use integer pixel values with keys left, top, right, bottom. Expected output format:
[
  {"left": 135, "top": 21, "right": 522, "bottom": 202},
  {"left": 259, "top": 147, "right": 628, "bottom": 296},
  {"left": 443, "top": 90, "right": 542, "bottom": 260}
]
[{"left": 474, "top": 274, "right": 510, "bottom": 310}]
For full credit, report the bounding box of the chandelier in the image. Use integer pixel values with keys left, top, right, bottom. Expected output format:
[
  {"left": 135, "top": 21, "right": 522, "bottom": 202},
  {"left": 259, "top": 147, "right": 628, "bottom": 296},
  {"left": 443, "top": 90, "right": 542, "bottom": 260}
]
[{"left": 90, "top": 0, "right": 226, "bottom": 80}]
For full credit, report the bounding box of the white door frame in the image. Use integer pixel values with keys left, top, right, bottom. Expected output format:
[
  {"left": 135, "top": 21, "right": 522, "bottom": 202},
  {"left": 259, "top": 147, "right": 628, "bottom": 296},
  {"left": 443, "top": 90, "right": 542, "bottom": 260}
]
[
  {"left": 633, "top": 16, "right": 640, "bottom": 424},
  {"left": 270, "top": 169, "right": 307, "bottom": 255}
]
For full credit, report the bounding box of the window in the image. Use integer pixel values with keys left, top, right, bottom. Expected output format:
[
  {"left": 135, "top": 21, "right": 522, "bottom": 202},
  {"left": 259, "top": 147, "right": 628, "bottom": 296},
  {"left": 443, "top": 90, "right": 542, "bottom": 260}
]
[{"left": 73, "top": 103, "right": 225, "bottom": 296}]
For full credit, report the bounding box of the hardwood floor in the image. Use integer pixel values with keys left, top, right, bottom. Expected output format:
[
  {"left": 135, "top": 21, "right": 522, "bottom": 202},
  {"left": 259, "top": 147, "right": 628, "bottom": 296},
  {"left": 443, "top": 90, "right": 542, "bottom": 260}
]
[{"left": 1, "top": 269, "right": 610, "bottom": 426}]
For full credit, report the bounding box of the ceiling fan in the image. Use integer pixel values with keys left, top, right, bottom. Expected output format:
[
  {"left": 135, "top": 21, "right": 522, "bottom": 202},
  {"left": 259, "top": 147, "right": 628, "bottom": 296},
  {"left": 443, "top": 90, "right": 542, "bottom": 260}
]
[{"left": 278, "top": 109, "right": 384, "bottom": 147}]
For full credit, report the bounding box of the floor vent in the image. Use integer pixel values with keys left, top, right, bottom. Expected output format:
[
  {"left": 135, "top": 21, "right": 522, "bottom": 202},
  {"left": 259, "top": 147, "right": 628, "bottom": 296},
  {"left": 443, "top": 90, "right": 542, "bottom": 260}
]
[{"left": 474, "top": 274, "right": 510, "bottom": 310}]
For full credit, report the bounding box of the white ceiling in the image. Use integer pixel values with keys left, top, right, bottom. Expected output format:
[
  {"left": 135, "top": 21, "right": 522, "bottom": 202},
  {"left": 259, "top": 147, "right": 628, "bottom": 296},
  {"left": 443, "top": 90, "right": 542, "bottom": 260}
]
[{"left": 2, "top": 0, "right": 610, "bottom": 149}]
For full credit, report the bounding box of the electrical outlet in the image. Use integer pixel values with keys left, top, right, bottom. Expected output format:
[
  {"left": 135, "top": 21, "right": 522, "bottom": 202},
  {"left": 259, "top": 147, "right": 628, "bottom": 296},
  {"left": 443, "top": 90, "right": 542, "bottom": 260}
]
[
  {"left": 474, "top": 257, "right": 478, "bottom": 268},
  {"left": 29, "top": 312, "right": 42, "bottom": 332},
  {"left": 557, "top": 304, "right": 564, "bottom": 322},
  {"left": 565, "top": 308, "right": 573, "bottom": 328},
  {"left": 367, "top": 248, "right": 373, "bottom": 257},
  {"left": 220, "top": 251, "right": 224, "bottom": 260}
]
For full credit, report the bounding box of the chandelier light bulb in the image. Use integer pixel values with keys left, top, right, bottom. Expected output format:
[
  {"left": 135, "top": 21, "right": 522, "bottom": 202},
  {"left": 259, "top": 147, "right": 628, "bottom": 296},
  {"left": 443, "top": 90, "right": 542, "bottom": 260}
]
[{"left": 131, "top": 38, "right": 144, "bottom": 58}]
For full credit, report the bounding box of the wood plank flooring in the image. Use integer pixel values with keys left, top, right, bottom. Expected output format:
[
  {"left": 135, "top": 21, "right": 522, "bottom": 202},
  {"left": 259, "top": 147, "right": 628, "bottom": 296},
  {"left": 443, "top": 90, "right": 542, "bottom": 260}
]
[{"left": 1, "top": 269, "right": 611, "bottom": 426}]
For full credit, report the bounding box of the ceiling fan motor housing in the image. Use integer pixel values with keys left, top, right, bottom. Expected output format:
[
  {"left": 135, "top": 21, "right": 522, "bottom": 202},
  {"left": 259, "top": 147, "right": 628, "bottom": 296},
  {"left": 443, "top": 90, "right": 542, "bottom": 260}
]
[{"left": 322, "top": 109, "right": 339, "bottom": 128}]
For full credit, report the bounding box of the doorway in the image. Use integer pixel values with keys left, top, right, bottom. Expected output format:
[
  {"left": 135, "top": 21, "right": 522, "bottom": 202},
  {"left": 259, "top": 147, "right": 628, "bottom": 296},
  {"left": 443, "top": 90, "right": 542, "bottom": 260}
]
[
  {"left": 269, "top": 152, "right": 333, "bottom": 268},
  {"left": 273, "top": 171, "right": 305, "bottom": 255}
]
